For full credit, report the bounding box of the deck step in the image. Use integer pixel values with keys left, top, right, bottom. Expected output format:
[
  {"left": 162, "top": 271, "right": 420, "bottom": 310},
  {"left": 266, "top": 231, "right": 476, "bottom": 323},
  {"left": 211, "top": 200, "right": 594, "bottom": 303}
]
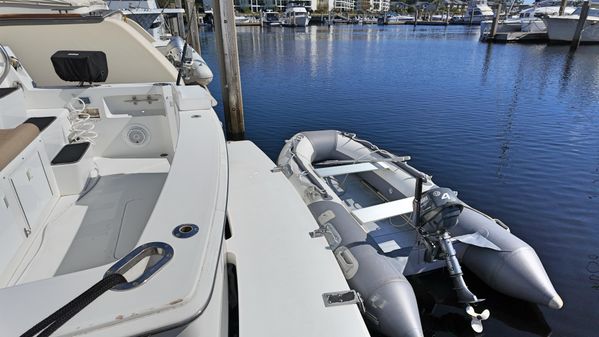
[{"left": 352, "top": 197, "right": 414, "bottom": 224}]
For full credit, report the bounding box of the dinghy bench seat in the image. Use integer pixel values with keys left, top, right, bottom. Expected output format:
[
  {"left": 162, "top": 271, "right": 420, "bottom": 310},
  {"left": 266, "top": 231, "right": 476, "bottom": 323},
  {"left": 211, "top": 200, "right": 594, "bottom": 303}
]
[
  {"left": 0, "top": 123, "right": 40, "bottom": 171},
  {"left": 314, "top": 161, "right": 393, "bottom": 177}
]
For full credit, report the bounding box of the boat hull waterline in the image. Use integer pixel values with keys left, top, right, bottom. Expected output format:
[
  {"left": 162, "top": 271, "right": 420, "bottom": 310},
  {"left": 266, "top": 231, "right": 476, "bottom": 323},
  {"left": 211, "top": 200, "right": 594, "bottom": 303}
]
[{"left": 277, "top": 130, "right": 562, "bottom": 337}]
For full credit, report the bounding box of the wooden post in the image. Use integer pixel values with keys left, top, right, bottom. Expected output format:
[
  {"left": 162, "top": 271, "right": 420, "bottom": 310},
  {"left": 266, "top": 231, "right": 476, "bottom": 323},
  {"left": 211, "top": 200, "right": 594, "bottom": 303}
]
[
  {"left": 213, "top": 0, "right": 245, "bottom": 140},
  {"left": 489, "top": 3, "right": 501, "bottom": 40},
  {"left": 571, "top": 0, "right": 591, "bottom": 50},
  {"left": 174, "top": 0, "right": 186, "bottom": 37},
  {"left": 184, "top": 0, "right": 201, "bottom": 53},
  {"left": 414, "top": 7, "right": 418, "bottom": 26},
  {"left": 468, "top": 3, "right": 474, "bottom": 25},
  {"left": 445, "top": 5, "right": 450, "bottom": 25},
  {"left": 559, "top": 0, "right": 568, "bottom": 16}
]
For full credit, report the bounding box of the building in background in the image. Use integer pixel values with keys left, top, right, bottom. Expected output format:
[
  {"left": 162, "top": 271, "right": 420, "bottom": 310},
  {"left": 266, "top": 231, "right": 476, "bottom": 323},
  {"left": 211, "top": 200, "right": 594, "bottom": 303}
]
[
  {"left": 329, "top": 0, "right": 355, "bottom": 11},
  {"left": 355, "top": 0, "right": 388, "bottom": 11}
]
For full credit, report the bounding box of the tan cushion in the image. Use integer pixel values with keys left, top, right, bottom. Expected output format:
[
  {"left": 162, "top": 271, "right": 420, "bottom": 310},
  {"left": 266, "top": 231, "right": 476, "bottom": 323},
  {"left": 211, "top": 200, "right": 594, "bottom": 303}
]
[{"left": 0, "top": 123, "right": 40, "bottom": 171}]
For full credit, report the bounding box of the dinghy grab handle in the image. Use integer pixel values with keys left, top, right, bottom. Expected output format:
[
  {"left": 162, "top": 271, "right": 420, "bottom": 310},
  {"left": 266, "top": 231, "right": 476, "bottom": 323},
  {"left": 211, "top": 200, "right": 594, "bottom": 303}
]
[{"left": 105, "top": 242, "right": 174, "bottom": 291}]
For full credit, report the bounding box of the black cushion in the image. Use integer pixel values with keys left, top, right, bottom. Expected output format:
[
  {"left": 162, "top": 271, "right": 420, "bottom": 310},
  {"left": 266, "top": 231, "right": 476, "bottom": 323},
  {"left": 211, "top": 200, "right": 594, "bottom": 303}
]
[
  {"left": 0, "top": 87, "right": 19, "bottom": 99},
  {"left": 51, "top": 51, "right": 108, "bottom": 83},
  {"left": 24, "top": 117, "right": 56, "bottom": 132},
  {"left": 52, "top": 142, "right": 90, "bottom": 165}
]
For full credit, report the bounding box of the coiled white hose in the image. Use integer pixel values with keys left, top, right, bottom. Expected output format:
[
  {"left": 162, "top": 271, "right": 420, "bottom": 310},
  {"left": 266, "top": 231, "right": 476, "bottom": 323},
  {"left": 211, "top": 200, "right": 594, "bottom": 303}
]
[{"left": 67, "top": 97, "right": 97, "bottom": 144}]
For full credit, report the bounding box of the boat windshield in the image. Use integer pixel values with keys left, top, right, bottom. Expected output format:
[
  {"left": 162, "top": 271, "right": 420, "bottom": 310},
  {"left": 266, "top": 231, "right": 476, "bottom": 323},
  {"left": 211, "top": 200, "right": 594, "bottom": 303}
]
[{"left": 572, "top": 7, "right": 599, "bottom": 16}]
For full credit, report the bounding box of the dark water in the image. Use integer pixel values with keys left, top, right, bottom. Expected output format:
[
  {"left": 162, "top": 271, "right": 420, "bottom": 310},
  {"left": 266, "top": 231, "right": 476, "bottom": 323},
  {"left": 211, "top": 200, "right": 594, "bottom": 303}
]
[{"left": 200, "top": 25, "right": 599, "bottom": 337}]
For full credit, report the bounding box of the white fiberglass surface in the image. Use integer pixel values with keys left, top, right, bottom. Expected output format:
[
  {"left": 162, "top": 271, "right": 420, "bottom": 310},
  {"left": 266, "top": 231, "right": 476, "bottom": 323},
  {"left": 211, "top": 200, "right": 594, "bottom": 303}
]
[{"left": 18, "top": 158, "right": 169, "bottom": 283}]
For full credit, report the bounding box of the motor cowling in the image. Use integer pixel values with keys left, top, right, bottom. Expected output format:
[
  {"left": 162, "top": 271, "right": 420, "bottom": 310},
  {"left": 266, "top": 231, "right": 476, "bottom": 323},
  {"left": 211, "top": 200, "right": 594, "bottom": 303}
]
[{"left": 418, "top": 187, "right": 464, "bottom": 233}]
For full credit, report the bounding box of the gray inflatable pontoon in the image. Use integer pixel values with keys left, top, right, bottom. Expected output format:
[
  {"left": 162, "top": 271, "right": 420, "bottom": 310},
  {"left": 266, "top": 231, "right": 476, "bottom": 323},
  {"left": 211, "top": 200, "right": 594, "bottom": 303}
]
[{"left": 277, "top": 130, "right": 562, "bottom": 337}]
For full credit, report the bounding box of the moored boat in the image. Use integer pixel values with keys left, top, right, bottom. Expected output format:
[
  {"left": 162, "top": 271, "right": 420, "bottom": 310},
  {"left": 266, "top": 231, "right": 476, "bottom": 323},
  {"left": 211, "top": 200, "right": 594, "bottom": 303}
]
[
  {"left": 545, "top": 6, "right": 599, "bottom": 43},
  {"left": 0, "top": 12, "right": 228, "bottom": 335},
  {"left": 262, "top": 10, "right": 282, "bottom": 26},
  {"left": 463, "top": 0, "right": 494, "bottom": 24},
  {"left": 278, "top": 130, "right": 563, "bottom": 337},
  {"left": 282, "top": 3, "right": 311, "bottom": 27}
]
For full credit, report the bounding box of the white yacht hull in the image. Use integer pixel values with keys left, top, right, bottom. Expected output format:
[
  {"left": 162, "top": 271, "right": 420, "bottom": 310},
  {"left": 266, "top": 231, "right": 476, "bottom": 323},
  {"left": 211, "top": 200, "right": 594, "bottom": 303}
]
[
  {"left": 480, "top": 19, "right": 520, "bottom": 34},
  {"left": 545, "top": 16, "right": 599, "bottom": 42},
  {"left": 463, "top": 15, "right": 494, "bottom": 24},
  {"left": 283, "top": 15, "right": 310, "bottom": 27},
  {"left": 521, "top": 18, "right": 547, "bottom": 32}
]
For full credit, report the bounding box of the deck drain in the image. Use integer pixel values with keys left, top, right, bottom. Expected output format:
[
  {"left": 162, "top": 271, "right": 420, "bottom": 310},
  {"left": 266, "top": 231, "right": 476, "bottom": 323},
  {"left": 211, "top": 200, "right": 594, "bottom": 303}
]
[{"left": 173, "top": 224, "right": 199, "bottom": 238}]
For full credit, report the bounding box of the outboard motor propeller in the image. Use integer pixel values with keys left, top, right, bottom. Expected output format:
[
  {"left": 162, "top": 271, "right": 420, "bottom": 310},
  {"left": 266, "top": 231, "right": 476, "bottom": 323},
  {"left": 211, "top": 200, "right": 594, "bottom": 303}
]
[
  {"left": 466, "top": 305, "right": 490, "bottom": 333},
  {"left": 415, "top": 186, "right": 490, "bottom": 332}
]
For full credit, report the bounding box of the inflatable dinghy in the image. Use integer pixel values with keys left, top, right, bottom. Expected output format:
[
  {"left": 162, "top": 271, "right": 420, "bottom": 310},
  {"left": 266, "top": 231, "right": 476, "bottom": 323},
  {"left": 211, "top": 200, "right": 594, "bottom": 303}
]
[{"left": 277, "top": 130, "right": 562, "bottom": 337}]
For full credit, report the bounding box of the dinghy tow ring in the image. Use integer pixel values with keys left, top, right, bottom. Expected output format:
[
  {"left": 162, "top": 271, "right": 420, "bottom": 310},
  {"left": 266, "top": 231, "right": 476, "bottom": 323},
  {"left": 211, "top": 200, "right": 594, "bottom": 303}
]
[{"left": 105, "top": 242, "right": 174, "bottom": 291}]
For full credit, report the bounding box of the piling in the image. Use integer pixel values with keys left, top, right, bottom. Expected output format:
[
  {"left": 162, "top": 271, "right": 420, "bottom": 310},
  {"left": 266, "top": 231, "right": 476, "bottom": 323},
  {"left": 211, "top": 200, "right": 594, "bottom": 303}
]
[
  {"left": 489, "top": 3, "right": 502, "bottom": 40},
  {"left": 414, "top": 8, "right": 418, "bottom": 27},
  {"left": 571, "top": 0, "right": 591, "bottom": 50},
  {"left": 213, "top": 0, "right": 245, "bottom": 140},
  {"left": 559, "top": 0, "right": 568, "bottom": 16},
  {"left": 174, "top": 0, "right": 185, "bottom": 37},
  {"left": 184, "top": 0, "right": 201, "bottom": 53}
]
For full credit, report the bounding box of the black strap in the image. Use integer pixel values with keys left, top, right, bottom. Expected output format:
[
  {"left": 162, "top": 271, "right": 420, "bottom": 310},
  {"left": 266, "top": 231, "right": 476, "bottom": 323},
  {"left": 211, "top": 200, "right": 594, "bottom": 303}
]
[{"left": 21, "top": 273, "right": 127, "bottom": 337}]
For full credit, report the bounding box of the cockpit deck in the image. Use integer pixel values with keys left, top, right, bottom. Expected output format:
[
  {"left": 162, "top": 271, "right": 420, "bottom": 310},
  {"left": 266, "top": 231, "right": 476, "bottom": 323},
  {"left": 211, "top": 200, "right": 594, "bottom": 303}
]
[{"left": 17, "top": 157, "right": 170, "bottom": 284}]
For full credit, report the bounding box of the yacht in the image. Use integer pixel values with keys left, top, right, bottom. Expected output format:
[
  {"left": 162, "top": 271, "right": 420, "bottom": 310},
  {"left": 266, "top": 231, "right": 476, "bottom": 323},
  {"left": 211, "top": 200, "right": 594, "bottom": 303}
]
[
  {"left": 377, "top": 13, "right": 415, "bottom": 24},
  {"left": 0, "top": 5, "right": 371, "bottom": 337},
  {"left": 235, "top": 14, "right": 251, "bottom": 24},
  {"left": 545, "top": 6, "right": 599, "bottom": 42},
  {"left": 520, "top": 1, "right": 576, "bottom": 32},
  {"left": 0, "top": 0, "right": 212, "bottom": 86},
  {"left": 106, "top": 0, "right": 185, "bottom": 41},
  {"left": 0, "top": 11, "right": 228, "bottom": 336},
  {"left": 463, "top": 0, "right": 494, "bottom": 24},
  {"left": 282, "top": 3, "right": 311, "bottom": 27},
  {"left": 262, "top": 10, "right": 282, "bottom": 26}
]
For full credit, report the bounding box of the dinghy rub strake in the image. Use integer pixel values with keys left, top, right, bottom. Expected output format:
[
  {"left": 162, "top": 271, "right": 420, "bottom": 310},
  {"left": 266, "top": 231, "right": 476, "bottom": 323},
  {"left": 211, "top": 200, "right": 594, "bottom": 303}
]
[{"left": 277, "top": 130, "right": 562, "bottom": 337}]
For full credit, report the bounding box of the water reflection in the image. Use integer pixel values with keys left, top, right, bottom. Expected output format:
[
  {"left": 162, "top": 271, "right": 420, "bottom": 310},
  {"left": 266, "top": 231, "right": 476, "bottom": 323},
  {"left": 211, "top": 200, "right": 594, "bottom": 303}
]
[
  {"left": 200, "top": 25, "right": 599, "bottom": 336},
  {"left": 560, "top": 50, "right": 576, "bottom": 92},
  {"left": 410, "top": 270, "right": 552, "bottom": 337},
  {"left": 481, "top": 43, "right": 493, "bottom": 84}
]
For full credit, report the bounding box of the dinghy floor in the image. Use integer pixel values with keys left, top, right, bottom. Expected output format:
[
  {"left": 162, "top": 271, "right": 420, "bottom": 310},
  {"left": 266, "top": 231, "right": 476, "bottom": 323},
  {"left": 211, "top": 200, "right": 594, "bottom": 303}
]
[{"left": 326, "top": 174, "right": 417, "bottom": 253}]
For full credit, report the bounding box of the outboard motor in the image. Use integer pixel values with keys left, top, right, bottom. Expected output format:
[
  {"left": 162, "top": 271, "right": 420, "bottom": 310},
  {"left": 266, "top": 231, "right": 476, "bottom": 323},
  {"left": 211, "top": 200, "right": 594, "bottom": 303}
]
[
  {"left": 416, "top": 187, "right": 490, "bottom": 332},
  {"left": 419, "top": 187, "right": 463, "bottom": 234}
]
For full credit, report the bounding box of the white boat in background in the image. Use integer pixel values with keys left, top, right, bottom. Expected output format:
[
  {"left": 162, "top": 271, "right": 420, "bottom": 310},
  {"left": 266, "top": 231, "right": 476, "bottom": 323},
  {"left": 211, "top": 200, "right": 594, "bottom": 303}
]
[
  {"left": 387, "top": 14, "right": 415, "bottom": 23},
  {"left": 520, "top": 1, "right": 576, "bottom": 32},
  {"left": 480, "top": 1, "right": 576, "bottom": 35},
  {"left": 106, "top": 0, "right": 185, "bottom": 40},
  {"left": 235, "top": 14, "right": 251, "bottom": 24},
  {"left": 282, "top": 3, "right": 311, "bottom": 27},
  {"left": 262, "top": 10, "right": 282, "bottom": 26},
  {"left": 463, "top": 0, "right": 494, "bottom": 24},
  {"left": 545, "top": 6, "right": 599, "bottom": 42},
  {"left": 357, "top": 16, "right": 378, "bottom": 24}
]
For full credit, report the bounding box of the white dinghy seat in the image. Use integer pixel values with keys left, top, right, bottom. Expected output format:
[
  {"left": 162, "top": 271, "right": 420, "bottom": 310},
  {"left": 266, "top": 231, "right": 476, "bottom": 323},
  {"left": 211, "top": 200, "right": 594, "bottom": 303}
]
[{"left": 0, "top": 123, "right": 40, "bottom": 171}]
